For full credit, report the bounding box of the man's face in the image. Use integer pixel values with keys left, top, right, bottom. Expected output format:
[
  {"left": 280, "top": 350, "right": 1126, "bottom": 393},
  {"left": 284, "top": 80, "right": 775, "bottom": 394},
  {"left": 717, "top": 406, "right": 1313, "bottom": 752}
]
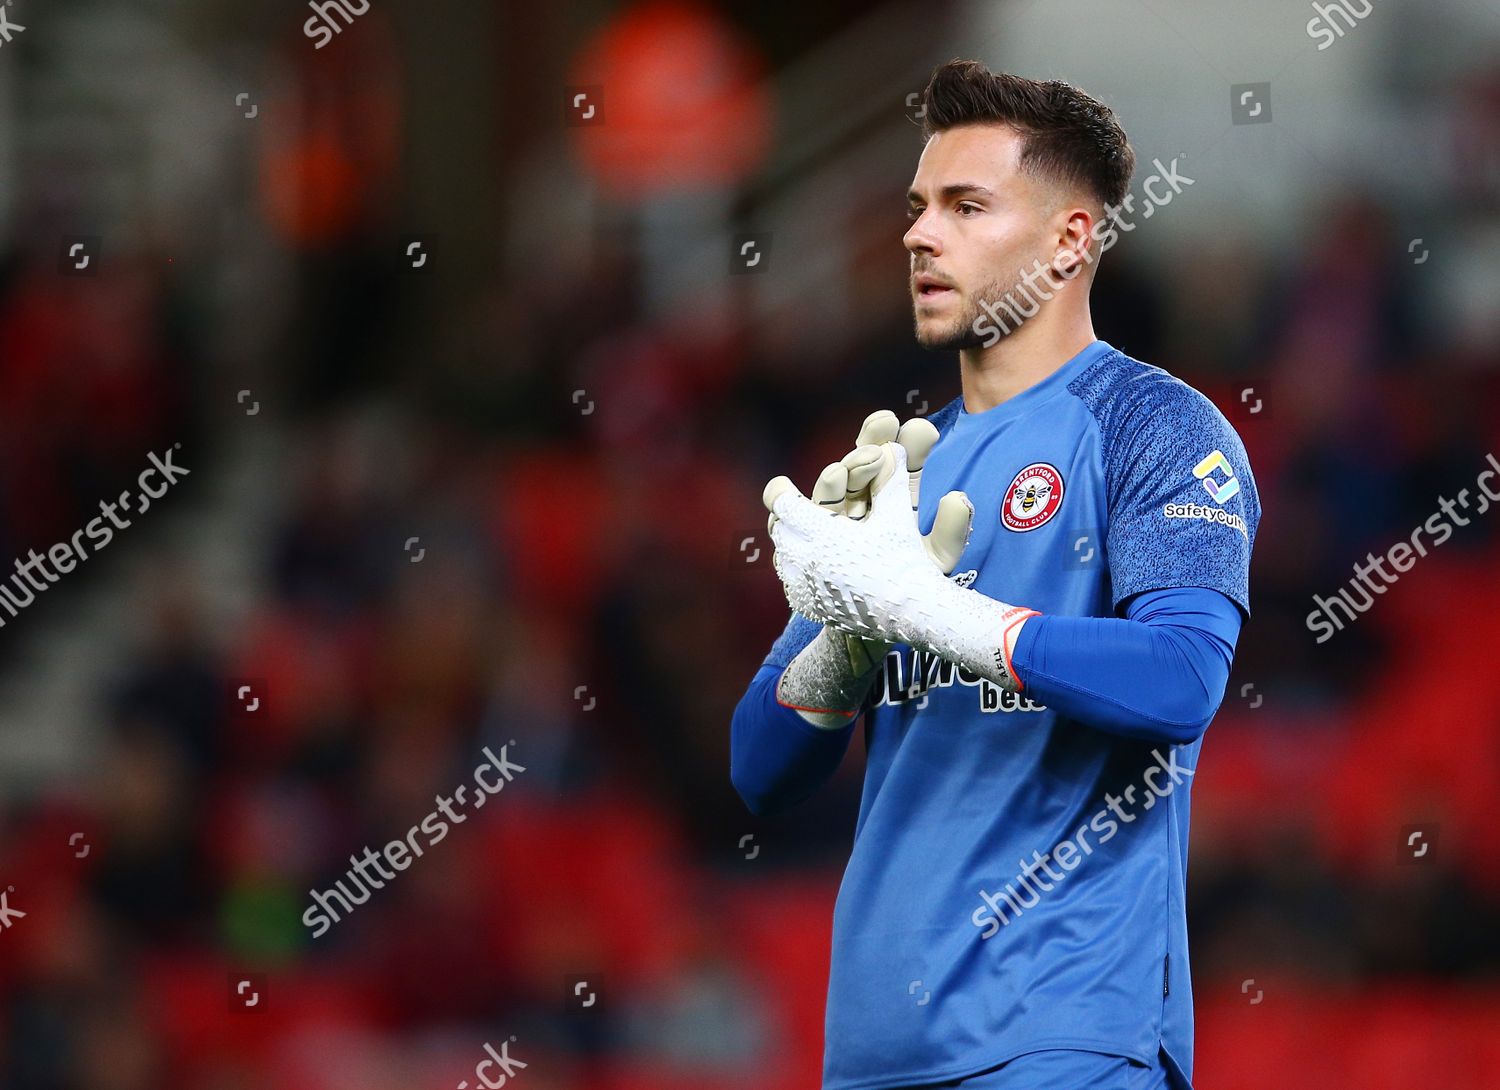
[{"left": 904, "top": 124, "right": 1062, "bottom": 350}]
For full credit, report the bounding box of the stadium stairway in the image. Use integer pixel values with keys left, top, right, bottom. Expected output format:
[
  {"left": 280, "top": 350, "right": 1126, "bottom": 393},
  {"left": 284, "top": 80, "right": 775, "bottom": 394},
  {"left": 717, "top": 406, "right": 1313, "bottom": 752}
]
[{"left": 0, "top": 425, "right": 283, "bottom": 795}]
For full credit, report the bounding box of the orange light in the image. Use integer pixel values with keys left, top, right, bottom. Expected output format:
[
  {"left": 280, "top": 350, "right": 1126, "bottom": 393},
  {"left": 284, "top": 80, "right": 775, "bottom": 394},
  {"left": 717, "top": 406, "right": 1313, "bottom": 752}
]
[{"left": 570, "top": 1, "right": 772, "bottom": 197}]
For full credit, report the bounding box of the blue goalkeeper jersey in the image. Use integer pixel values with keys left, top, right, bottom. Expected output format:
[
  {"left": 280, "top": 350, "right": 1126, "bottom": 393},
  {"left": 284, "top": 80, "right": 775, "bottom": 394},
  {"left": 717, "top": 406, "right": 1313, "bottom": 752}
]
[{"left": 759, "top": 340, "right": 1260, "bottom": 1089}]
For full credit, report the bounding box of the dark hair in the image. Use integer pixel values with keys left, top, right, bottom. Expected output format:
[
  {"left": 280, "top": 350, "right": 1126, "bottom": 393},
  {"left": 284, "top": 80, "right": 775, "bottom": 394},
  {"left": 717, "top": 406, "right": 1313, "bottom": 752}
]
[{"left": 920, "top": 60, "right": 1134, "bottom": 210}]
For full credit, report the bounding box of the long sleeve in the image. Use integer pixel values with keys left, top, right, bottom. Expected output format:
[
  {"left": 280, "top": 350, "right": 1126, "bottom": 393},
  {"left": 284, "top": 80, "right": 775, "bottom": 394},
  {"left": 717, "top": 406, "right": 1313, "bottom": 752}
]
[
  {"left": 1010, "top": 585, "right": 1243, "bottom": 746},
  {"left": 730, "top": 614, "right": 859, "bottom": 816}
]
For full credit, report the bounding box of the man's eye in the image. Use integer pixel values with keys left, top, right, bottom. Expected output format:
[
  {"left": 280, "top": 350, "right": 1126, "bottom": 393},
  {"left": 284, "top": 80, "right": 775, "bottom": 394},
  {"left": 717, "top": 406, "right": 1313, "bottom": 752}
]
[
  {"left": 906, "top": 208, "right": 924, "bottom": 222},
  {"left": 957, "top": 203, "right": 981, "bottom": 216}
]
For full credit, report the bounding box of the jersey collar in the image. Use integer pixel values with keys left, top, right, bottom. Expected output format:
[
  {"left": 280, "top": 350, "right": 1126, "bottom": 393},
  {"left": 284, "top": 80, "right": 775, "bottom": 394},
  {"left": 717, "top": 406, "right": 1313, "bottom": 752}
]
[{"left": 954, "top": 339, "right": 1115, "bottom": 431}]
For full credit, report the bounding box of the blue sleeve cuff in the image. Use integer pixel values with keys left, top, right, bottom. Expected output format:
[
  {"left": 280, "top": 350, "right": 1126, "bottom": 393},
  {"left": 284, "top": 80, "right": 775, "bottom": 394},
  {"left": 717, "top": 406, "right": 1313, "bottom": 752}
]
[
  {"left": 1011, "top": 586, "right": 1242, "bottom": 745},
  {"left": 730, "top": 664, "right": 858, "bottom": 815}
]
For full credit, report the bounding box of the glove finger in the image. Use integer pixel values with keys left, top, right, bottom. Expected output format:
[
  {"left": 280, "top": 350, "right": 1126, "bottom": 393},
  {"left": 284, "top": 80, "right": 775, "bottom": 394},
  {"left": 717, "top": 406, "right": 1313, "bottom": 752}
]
[
  {"left": 852, "top": 443, "right": 882, "bottom": 494},
  {"left": 812, "top": 461, "right": 849, "bottom": 509},
  {"left": 764, "top": 475, "right": 828, "bottom": 535},
  {"left": 923, "top": 490, "right": 975, "bottom": 574},
  {"left": 897, "top": 417, "right": 940, "bottom": 472},
  {"left": 841, "top": 443, "right": 884, "bottom": 484},
  {"left": 868, "top": 441, "right": 903, "bottom": 499},
  {"left": 855, "top": 409, "right": 899, "bottom": 449},
  {"left": 842, "top": 444, "right": 884, "bottom": 520},
  {"left": 763, "top": 475, "right": 798, "bottom": 514},
  {"left": 870, "top": 442, "right": 911, "bottom": 517}
]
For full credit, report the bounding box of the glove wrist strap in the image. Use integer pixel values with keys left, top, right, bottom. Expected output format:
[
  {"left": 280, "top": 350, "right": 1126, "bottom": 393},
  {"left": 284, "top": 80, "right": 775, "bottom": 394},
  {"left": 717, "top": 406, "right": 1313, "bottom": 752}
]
[{"left": 905, "top": 580, "right": 1039, "bottom": 693}]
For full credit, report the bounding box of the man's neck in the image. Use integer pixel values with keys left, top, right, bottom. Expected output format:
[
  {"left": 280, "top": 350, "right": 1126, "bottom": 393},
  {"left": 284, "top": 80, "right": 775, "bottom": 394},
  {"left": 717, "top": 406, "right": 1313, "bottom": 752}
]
[{"left": 957, "top": 314, "right": 1097, "bottom": 414}]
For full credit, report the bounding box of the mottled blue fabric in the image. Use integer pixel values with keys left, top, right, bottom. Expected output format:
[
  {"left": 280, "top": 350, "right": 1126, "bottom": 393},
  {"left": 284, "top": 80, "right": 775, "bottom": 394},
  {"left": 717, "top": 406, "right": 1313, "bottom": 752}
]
[{"left": 1068, "top": 355, "right": 1260, "bottom": 618}]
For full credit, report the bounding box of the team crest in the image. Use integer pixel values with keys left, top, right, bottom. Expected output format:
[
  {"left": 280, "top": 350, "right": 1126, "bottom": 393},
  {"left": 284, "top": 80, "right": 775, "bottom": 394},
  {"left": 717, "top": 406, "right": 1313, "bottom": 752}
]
[{"left": 1002, "top": 462, "right": 1064, "bottom": 532}]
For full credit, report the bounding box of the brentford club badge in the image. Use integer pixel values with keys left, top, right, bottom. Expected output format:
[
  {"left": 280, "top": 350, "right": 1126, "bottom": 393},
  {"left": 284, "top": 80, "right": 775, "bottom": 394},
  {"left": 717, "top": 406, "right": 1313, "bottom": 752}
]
[{"left": 1002, "top": 463, "right": 1064, "bottom": 532}]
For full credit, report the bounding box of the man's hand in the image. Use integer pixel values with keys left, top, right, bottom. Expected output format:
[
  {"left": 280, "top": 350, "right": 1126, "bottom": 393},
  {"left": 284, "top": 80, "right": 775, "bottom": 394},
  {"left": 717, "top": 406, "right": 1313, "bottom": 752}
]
[
  {"left": 766, "top": 410, "right": 974, "bottom": 727},
  {"left": 766, "top": 441, "right": 969, "bottom": 643},
  {"left": 797, "top": 410, "right": 969, "bottom": 673},
  {"left": 766, "top": 443, "right": 1036, "bottom": 691}
]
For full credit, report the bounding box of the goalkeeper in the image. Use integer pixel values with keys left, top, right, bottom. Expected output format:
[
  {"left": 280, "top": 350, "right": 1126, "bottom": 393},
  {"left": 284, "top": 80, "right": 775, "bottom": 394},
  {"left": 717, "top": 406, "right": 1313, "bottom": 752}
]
[{"left": 729, "top": 61, "right": 1259, "bottom": 1090}]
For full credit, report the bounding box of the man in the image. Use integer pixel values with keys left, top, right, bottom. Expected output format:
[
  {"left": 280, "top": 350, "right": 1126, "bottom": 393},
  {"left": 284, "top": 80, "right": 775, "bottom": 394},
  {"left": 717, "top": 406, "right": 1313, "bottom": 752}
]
[{"left": 730, "top": 60, "right": 1260, "bottom": 1090}]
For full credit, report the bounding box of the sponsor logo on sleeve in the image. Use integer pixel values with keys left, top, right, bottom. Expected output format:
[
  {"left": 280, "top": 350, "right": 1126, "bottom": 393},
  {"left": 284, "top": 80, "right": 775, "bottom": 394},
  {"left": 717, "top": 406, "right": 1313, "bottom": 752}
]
[
  {"left": 1193, "top": 450, "right": 1241, "bottom": 504},
  {"left": 1164, "top": 450, "right": 1247, "bottom": 536}
]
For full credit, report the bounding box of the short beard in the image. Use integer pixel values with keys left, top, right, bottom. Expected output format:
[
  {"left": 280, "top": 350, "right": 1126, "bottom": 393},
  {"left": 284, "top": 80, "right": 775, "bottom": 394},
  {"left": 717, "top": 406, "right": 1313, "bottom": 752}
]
[{"left": 912, "top": 274, "right": 1011, "bottom": 351}]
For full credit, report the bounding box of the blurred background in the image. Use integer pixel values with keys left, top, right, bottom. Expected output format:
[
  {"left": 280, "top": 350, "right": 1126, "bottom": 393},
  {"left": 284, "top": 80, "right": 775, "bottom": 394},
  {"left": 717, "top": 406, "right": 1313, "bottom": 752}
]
[{"left": 0, "top": 0, "right": 1498, "bottom": 1087}]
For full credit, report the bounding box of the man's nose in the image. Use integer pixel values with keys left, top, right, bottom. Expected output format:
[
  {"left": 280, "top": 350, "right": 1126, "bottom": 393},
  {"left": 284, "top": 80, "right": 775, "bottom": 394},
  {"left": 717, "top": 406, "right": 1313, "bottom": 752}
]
[{"left": 904, "top": 215, "right": 941, "bottom": 257}]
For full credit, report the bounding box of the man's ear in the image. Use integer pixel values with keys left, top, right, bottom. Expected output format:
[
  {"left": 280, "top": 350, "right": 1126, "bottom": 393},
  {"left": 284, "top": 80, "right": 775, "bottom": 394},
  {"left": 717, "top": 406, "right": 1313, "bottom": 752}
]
[{"left": 1051, "top": 207, "right": 1095, "bottom": 280}]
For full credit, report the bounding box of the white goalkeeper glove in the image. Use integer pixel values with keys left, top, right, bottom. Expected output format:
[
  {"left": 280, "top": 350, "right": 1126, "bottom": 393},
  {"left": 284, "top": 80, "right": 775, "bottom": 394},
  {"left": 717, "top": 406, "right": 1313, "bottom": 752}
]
[
  {"left": 768, "top": 410, "right": 973, "bottom": 726},
  {"left": 773, "top": 409, "right": 971, "bottom": 675},
  {"left": 766, "top": 442, "right": 1037, "bottom": 691}
]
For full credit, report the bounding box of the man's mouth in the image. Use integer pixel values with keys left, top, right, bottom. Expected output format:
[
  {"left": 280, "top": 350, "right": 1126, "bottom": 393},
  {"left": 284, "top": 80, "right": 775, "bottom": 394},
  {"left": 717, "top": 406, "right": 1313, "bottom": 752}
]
[{"left": 914, "top": 274, "right": 956, "bottom": 303}]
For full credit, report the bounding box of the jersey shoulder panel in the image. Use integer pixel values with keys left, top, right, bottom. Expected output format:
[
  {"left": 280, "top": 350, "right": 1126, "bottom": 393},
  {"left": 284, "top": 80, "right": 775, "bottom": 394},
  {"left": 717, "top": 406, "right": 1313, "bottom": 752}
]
[
  {"left": 928, "top": 394, "right": 963, "bottom": 439},
  {"left": 1066, "top": 347, "right": 1261, "bottom": 615},
  {"left": 1067, "top": 349, "right": 1254, "bottom": 500},
  {"left": 1067, "top": 350, "right": 1230, "bottom": 470}
]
